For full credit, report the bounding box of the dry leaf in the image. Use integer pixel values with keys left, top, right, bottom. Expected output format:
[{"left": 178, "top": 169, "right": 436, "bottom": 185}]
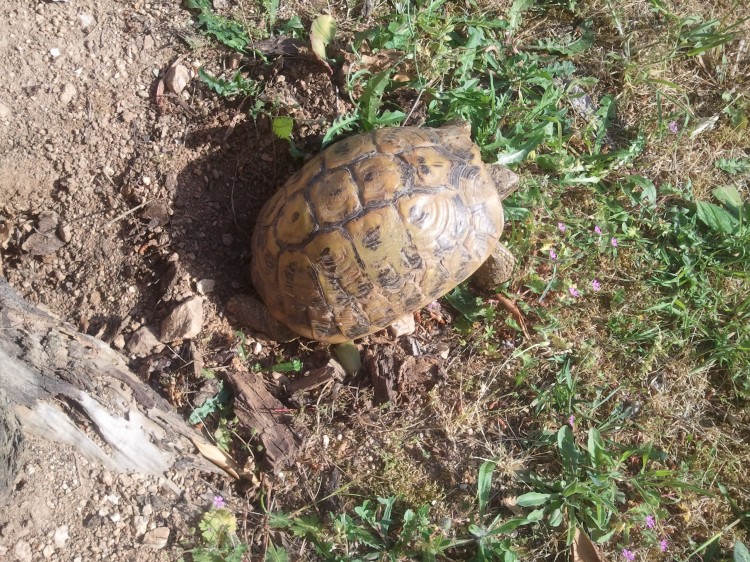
[
  {"left": 572, "top": 528, "right": 604, "bottom": 562},
  {"left": 191, "top": 436, "right": 241, "bottom": 479},
  {"left": 310, "top": 15, "right": 336, "bottom": 74}
]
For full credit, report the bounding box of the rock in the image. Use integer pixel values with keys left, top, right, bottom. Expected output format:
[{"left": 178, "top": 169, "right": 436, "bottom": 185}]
[
  {"left": 14, "top": 540, "right": 32, "bottom": 562},
  {"left": 133, "top": 515, "right": 149, "bottom": 536},
  {"left": 160, "top": 297, "right": 204, "bottom": 342},
  {"left": 196, "top": 279, "right": 215, "bottom": 295},
  {"left": 388, "top": 314, "right": 416, "bottom": 338},
  {"left": 57, "top": 223, "right": 72, "bottom": 242},
  {"left": 112, "top": 334, "right": 126, "bottom": 349},
  {"left": 21, "top": 233, "right": 65, "bottom": 256},
  {"left": 43, "top": 544, "right": 55, "bottom": 558},
  {"left": 143, "top": 35, "right": 155, "bottom": 51},
  {"left": 53, "top": 525, "right": 69, "bottom": 548},
  {"left": 60, "top": 83, "right": 77, "bottom": 105},
  {"left": 126, "top": 326, "right": 163, "bottom": 356},
  {"left": 221, "top": 233, "right": 233, "bottom": 246},
  {"left": 164, "top": 64, "right": 191, "bottom": 94},
  {"left": 37, "top": 210, "right": 59, "bottom": 233},
  {"left": 141, "top": 503, "right": 153, "bottom": 516},
  {"left": 50, "top": 48, "right": 61, "bottom": 59},
  {"left": 142, "top": 527, "right": 170, "bottom": 549},
  {"left": 142, "top": 201, "right": 169, "bottom": 228},
  {"left": 78, "top": 13, "right": 95, "bottom": 29},
  {"left": 0, "top": 100, "right": 10, "bottom": 119}
]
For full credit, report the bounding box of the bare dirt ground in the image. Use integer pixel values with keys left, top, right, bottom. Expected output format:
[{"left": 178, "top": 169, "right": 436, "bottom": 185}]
[
  {"left": 0, "top": 0, "right": 297, "bottom": 558},
  {"left": 0, "top": 0, "right": 449, "bottom": 559}
]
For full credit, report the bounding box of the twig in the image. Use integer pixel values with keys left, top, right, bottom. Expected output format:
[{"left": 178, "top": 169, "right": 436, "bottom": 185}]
[{"left": 103, "top": 199, "right": 154, "bottom": 228}]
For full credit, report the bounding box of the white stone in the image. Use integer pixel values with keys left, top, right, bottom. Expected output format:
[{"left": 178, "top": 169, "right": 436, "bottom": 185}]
[
  {"left": 388, "top": 314, "right": 416, "bottom": 338},
  {"left": 53, "top": 525, "right": 69, "bottom": 548},
  {"left": 196, "top": 278, "right": 215, "bottom": 294},
  {"left": 60, "top": 83, "right": 76, "bottom": 105},
  {"left": 142, "top": 527, "right": 170, "bottom": 549}
]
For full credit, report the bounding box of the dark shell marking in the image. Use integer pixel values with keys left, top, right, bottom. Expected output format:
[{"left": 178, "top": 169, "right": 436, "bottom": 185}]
[{"left": 250, "top": 123, "right": 504, "bottom": 343}]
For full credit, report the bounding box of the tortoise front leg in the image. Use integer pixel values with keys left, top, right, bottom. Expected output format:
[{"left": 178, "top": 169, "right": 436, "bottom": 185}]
[{"left": 472, "top": 243, "right": 516, "bottom": 291}]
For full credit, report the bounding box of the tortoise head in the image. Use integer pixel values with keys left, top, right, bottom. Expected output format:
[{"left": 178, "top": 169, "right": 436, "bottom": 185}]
[{"left": 487, "top": 164, "right": 519, "bottom": 201}]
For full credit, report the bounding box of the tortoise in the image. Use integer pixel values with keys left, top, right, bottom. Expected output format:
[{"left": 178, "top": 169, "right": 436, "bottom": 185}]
[{"left": 230, "top": 120, "right": 518, "bottom": 344}]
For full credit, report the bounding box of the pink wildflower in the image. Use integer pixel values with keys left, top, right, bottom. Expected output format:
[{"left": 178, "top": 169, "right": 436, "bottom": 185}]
[
  {"left": 558, "top": 222, "right": 566, "bottom": 232},
  {"left": 594, "top": 225, "right": 602, "bottom": 234},
  {"left": 668, "top": 121, "right": 679, "bottom": 134},
  {"left": 645, "top": 515, "right": 655, "bottom": 529},
  {"left": 569, "top": 287, "right": 580, "bottom": 297},
  {"left": 660, "top": 539, "right": 668, "bottom": 552},
  {"left": 611, "top": 237, "right": 618, "bottom": 247},
  {"left": 622, "top": 549, "right": 636, "bottom": 561},
  {"left": 568, "top": 414, "right": 575, "bottom": 427},
  {"left": 212, "top": 495, "right": 226, "bottom": 509},
  {"left": 550, "top": 249, "right": 557, "bottom": 260},
  {"left": 592, "top": 279, "right": 601, "bottom": 291}
]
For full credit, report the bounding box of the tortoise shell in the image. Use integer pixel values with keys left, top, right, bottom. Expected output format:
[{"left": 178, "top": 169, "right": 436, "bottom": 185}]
[{"left": 250, "top": 121, "right": 505, "bottom": 343}]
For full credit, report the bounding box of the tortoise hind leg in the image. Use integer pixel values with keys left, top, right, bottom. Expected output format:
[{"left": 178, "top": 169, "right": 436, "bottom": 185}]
[{"left": 472, "top": 243, "right": 516, "bottom": 291}]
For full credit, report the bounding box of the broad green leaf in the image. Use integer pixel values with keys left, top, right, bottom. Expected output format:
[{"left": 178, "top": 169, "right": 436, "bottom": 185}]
[
  {"left": 488, "top": 516, "right": 531, "bottom": 535},
  {"left": 715, "top": 157, "right": 750, "bottom": 175},
  {"left": 713, "top": 185, "right": 743, "bottom": 214},
  {"left": 265, "top": 542, "right": 289, "bottom": 562},
  {"left": 735, "top": 541, "right": 750, "bottom": 562},
  {"left": 272, "top": 116, "right": 294, "bottom": 140},
  {"left": 558, "top": 425, "right": 580, "bottom": 473},
  {"left": 587, "top": 428, "right": 607, "bottom": 468},
  {"left": 696, "top": 201, "right": 739, "bottom": 234},
  {"left": 525, "top": 509, "right": 545, "bottom": 523},
  {"left": 628, "top": 175, "right": 657, "bottom": 205},
  {"left": 516, "top": 492, "right": 552, "bottom": 507},
  {"left": 322, "top": 114, "right": 359, "bottom": 147},
  {"left": 360, "top": 69, "right": 395, "bottom": 128},
  {"left": 478, "top": 461, "right": 496, "bottom": 518},
  {"left": 256, "top": 359, "right": 303, "bottom": 373},
  {"left": 549, "top": 507, "right": 564, "bottom": 527},
  {"left": 507, "top": 0, "right": 535, "bottom": 32},
  {"left": 310, "top": 15, "right": 336, "bottom": 64},
  {"left": 189, "top": 383, "right": 232, "bottom": 425}
]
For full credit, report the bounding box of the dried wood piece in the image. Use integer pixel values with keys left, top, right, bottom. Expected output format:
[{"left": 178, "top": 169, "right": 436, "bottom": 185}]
[
  {"left": 227, "top": 367, "right": 299, "bottom": 467},
  {"left": 285, "top": 359, "right": 345, "bottom": 395},
  {"left": 364, "top": 347, "right": 397, "bottom": 405},
  {"left": 0, "top": 280, "right": 215, "bottom": 490}
]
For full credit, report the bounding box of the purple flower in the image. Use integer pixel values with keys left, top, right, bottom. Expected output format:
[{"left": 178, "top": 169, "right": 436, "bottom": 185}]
[
  {"left": 622, "top": 549, "right": 636, "bottom": 561},
  {"left": 645, "top": 515, "right": 655, "bottom": 529},
  {"left": 592, "top": 279, "right": 601, "bottom": 291},
  {"left": 550, "top": 249, "right": 557, "bottom": 260},
  {"left": 660, "top": 539, "right": 668, "bottom": 552},
  {"left": 568, "top": 414, "right": 575, "bottom": 427},
  {"left": 668, "top": 121, "right": 679, "bottom": 134},
  {"left": 611, "top": 237, "right": 618, "bottom": 247},
  {"left": 594, "top": 225, "right": 602, "bottom": 235},
  {"left": 569, "top": 287, "right": 580, "bottom": 297},
  {"left": 558, "top": 222, "right": 566, "bottom": 232},
  {"left": 212, "top": 495, "right": 226, "bottom": 509}
]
